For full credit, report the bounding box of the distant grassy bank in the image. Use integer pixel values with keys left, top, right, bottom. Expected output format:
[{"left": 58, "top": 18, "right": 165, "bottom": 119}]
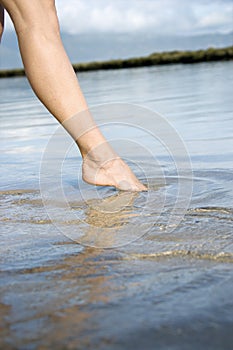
[{"left": 1, "top": 46, "right": 233, "bottom": 78}]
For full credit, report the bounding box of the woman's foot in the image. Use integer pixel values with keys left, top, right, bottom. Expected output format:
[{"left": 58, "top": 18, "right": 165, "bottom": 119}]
[
  {"left": 82, "top": 152, "right": 147, "bottom": 192},
  {"left": 70, "top": 113, "right": 147, "bottom": 191}
]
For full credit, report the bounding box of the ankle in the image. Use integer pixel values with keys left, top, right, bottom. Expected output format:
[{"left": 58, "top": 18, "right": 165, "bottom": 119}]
[{"left": 79, "top": 140, "right": 118, "bottom": 164}]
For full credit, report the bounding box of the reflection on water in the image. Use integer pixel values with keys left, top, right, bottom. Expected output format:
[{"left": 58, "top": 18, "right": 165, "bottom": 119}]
[{"left": 0, "top": 61, "right": 233, "bottom": 349}]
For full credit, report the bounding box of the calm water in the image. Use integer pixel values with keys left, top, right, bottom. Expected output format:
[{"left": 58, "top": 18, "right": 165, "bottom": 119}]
[{"left": 1, "top": 61, "right": 233, "bottom": 349}]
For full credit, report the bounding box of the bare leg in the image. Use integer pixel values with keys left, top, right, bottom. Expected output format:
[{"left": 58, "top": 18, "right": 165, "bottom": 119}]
[{"left": 1, "top": 0, "right": 146, "bottom": 191}]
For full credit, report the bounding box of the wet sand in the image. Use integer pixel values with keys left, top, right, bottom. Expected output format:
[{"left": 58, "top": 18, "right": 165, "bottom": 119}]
[
  {"left": 1, "top": 246, "right": 233, "bottom": 350},
  {"left": 1, "top": 185, "right": 233, "bottom": 350}
]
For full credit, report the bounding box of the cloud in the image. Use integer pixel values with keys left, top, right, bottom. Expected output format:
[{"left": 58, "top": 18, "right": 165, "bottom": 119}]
[
  {"left": 3, "top": 0, "right": 233, "bottom": 35},
  {"left": 55, "top": 0, "right": 233, "bottom": 35}
]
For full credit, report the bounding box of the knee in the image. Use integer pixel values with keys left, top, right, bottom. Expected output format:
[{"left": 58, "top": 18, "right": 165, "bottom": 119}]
[
  {"left": 2, "top": 0, "right": 60, "bottom": 38},
  {"left": 40, "top": 0, "right": 60, "bottom": 35}
]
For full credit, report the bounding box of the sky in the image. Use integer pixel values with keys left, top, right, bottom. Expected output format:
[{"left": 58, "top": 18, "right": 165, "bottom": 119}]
[
  {"left": 1, "top": 0, "right": 232, "bottom": 69},
  {"left": 4, "top": 0, "right": 233, "bottom": 35},
  {"left": 57, "top": 0, "right": 233, "bottom": 35}
]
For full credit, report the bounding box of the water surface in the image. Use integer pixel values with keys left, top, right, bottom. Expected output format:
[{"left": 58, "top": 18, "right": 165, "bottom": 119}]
[{"left": 1, "top": 61, "right": 233, "bottom": 349}]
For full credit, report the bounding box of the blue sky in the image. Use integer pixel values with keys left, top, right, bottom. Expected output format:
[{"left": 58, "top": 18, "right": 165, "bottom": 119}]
[
  {"left": 4, "top": 0, "right": 233, "bottom": 35},
  {"left": 56, "top": 0, "right": 233, "bottom": 35},
  {"left": 1, "top": 0, "right": 232, "bottom": 69}
]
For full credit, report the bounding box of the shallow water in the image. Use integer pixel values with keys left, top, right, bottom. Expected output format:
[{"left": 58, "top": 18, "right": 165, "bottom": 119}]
[{"left": 0, "top": 61, "right": 233, "bottom": 349}]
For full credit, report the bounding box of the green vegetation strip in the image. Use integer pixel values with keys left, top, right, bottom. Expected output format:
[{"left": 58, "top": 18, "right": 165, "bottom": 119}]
[{"left": 1, "top": 46, "right": 233, "bottom": 78}]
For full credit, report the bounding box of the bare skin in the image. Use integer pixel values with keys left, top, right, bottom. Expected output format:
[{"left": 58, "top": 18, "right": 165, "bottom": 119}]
[{"left": 0, "top": 0, "right": 146, "bottom": 191}]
